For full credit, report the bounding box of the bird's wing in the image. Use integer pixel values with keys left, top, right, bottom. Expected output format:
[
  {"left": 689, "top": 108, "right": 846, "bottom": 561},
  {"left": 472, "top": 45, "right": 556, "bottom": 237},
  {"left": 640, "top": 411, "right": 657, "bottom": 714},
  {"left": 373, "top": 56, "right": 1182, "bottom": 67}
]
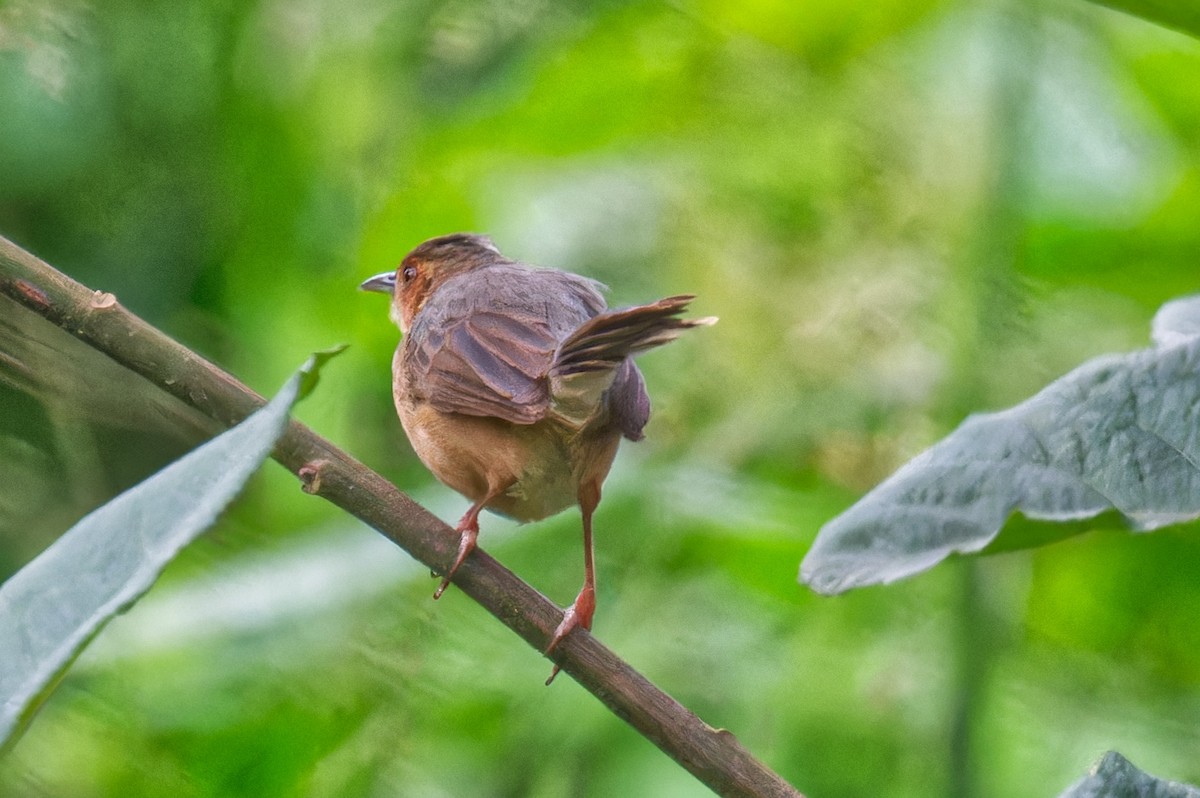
[{"left": 404, "top": 265, "right": 606, "bottom": 424}]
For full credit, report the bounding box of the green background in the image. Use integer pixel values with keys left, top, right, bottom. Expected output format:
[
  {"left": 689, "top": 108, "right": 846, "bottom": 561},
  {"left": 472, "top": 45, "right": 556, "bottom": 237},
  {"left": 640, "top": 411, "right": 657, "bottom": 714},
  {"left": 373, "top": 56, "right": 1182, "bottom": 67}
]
[{"left": 2, "top": 0, "right": 1199, "bottom": 795}]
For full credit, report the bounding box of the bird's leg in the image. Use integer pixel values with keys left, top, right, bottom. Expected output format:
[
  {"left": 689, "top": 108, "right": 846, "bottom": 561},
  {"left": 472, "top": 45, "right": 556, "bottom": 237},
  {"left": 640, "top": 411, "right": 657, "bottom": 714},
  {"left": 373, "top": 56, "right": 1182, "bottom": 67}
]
[
  {"left": 433, "top": 487, "right": 503, "bottom": 599},
  {"left": 545, "top": 481, "right": 600, "bottom": 685}
]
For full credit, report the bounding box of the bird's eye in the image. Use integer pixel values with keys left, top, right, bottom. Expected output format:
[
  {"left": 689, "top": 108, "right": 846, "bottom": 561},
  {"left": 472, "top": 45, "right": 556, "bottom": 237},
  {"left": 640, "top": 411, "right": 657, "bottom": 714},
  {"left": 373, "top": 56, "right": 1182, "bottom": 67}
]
[{"left": 402, "top": 265, "right": 417, "bottom": 282}]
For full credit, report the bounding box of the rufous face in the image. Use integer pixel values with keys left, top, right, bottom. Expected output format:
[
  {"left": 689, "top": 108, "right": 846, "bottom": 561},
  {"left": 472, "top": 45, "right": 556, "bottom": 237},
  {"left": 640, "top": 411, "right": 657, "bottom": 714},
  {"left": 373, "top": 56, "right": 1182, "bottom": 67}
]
[
  {"left": 362, "top": 234, "right": 502, "bottom": 333},
  {"left": 394, "top": 255, "right": 435, "bottom": 334}
]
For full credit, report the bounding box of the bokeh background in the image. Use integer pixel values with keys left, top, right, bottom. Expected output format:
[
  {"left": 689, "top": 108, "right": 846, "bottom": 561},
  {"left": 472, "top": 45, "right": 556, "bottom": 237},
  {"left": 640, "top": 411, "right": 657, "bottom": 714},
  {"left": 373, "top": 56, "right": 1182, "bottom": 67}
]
[{"left": 2, "top": 0, "right": 1199, "bottom": 795}]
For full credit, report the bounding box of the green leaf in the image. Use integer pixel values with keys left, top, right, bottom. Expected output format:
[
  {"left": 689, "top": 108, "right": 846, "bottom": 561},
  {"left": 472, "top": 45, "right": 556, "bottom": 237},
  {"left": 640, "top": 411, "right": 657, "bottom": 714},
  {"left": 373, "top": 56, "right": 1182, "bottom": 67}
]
[
  {"left": 1085, "top": 0, "right": 1200, "bottom": 41},
  {"left": 297, "top": 344, "right": 349, "bottom": 401},
  {"left": 1057, "top": 751, "right": 1200, "bottom": 797},
  {"left": 0, "top": 352, "right": 338, "bottom": 749},
  {"left": 801, "top": 295, "right": 1200, "bottom": 595}
]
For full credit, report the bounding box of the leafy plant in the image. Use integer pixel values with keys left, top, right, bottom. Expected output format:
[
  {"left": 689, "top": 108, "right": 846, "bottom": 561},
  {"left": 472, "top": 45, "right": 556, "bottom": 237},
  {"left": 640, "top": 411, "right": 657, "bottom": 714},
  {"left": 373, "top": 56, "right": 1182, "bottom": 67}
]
[
  {"left": 1057, "top": 751, "right": 1200, "bottom": 798},
  {"left": 0, "top": 352, "right": 336, "bottom": 749},
  {"left": 802, "top": 295, "right": 1200, "bottom": 595}
]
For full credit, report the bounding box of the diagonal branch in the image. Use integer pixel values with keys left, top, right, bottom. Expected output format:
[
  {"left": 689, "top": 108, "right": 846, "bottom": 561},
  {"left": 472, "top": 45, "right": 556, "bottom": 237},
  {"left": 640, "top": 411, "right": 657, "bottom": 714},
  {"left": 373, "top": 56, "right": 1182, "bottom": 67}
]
[{"left": 0, "top": 235, "right": 802, "bottom": 798}]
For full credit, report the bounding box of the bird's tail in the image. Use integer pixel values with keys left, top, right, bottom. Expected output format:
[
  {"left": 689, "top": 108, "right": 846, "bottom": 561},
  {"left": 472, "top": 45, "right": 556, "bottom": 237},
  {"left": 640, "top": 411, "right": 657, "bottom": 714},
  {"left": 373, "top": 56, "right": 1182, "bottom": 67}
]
[
  {"left": 552, "top": 295, "right": 715, "bottom": 376},
  {"left": 549, "top": 295, "right": 716, "bottom": 431}
]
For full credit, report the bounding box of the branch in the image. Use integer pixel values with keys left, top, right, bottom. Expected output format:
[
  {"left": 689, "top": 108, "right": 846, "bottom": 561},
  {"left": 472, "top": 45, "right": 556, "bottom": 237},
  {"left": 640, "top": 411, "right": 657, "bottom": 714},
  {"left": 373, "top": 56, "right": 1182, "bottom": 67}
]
[{"left": 0, "top": 235, "right": 802, "bottom": 798}]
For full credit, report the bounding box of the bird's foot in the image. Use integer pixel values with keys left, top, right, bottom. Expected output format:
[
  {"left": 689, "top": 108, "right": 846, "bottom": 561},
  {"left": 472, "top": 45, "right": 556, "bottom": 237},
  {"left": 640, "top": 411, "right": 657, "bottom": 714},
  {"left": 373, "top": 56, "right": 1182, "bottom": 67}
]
[
  {"left": 433, "top": 516, "right": 479, "bottom": 600},
  {"left": 544, "top": 583, "right": 595, "bottom": 685}
]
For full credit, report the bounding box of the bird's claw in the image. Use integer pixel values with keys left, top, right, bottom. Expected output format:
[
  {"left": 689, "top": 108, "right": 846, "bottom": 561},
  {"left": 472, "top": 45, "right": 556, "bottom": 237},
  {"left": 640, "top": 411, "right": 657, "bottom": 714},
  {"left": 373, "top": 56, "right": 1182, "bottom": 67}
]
[
  {"left": 433, "top": 520, "right": 479, "bottom": 600},
  {"left": 544, "top": 584, "right": 596, "bottom": 685}
]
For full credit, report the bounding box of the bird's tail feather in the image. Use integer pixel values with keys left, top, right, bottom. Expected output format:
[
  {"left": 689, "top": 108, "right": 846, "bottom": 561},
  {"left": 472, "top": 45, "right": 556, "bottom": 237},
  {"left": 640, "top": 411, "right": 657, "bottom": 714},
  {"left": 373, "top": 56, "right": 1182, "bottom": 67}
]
[
  {"left": 548, "top": 295, "right": 715, "bottom": 429},
  {"left": 551, "top": 295, "right": 716, "bottom": 378}
]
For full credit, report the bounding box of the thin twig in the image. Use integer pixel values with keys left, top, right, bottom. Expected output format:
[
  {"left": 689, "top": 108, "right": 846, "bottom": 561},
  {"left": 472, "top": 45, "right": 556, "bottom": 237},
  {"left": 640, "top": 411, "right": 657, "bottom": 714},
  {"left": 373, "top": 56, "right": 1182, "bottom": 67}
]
[{"left": 0, "top": 234, "right": 802, "bottom": 798}]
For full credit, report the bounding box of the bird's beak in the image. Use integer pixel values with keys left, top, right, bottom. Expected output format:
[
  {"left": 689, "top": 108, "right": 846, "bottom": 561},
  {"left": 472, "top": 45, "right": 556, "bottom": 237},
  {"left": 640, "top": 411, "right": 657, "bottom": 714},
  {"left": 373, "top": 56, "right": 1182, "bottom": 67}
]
[{"left": 359, "top": 271, "right": 397, "bottom": 294}]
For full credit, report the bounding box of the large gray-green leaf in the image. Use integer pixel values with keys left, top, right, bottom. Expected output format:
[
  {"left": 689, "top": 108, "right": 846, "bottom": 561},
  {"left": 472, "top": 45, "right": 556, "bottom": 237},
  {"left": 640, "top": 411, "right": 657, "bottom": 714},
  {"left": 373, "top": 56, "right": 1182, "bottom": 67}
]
[
  {"left": 801, "top": 295, "right": 1200, "bottom": 595},
  {"left": 1057, "top": 751, "right": 1200, "bottom": 798},
  {"left": 0, "top": 351, "right": 339, "bottom": 748}
]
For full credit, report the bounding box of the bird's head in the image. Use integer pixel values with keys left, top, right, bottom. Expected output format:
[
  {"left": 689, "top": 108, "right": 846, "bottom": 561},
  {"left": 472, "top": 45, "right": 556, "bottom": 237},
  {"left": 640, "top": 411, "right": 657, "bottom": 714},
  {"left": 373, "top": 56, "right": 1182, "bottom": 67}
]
[{"left": 360, "top": 233, "right": 503, "bottom": 333}]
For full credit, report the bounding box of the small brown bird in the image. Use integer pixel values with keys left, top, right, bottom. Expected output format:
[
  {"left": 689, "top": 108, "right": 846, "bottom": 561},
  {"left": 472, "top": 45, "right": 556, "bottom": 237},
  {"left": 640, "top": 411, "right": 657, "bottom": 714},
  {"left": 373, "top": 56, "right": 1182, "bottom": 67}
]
[{"left": 361, "top": 233, "right": 713, "bottom": 678}]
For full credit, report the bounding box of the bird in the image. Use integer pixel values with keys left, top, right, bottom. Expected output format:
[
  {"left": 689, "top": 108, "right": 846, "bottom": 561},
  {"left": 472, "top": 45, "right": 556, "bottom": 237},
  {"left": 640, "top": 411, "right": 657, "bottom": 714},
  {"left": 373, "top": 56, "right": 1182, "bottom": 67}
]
[{"left": 360, "top": 233, "right": 714, "bottom": 681}]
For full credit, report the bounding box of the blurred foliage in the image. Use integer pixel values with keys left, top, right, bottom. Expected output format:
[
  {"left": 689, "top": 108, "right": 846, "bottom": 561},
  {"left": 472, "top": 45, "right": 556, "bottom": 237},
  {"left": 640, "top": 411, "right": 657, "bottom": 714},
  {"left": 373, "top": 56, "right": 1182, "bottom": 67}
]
[{"left": 1, "top": 0, "right": 1199, "bottom": 795}]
